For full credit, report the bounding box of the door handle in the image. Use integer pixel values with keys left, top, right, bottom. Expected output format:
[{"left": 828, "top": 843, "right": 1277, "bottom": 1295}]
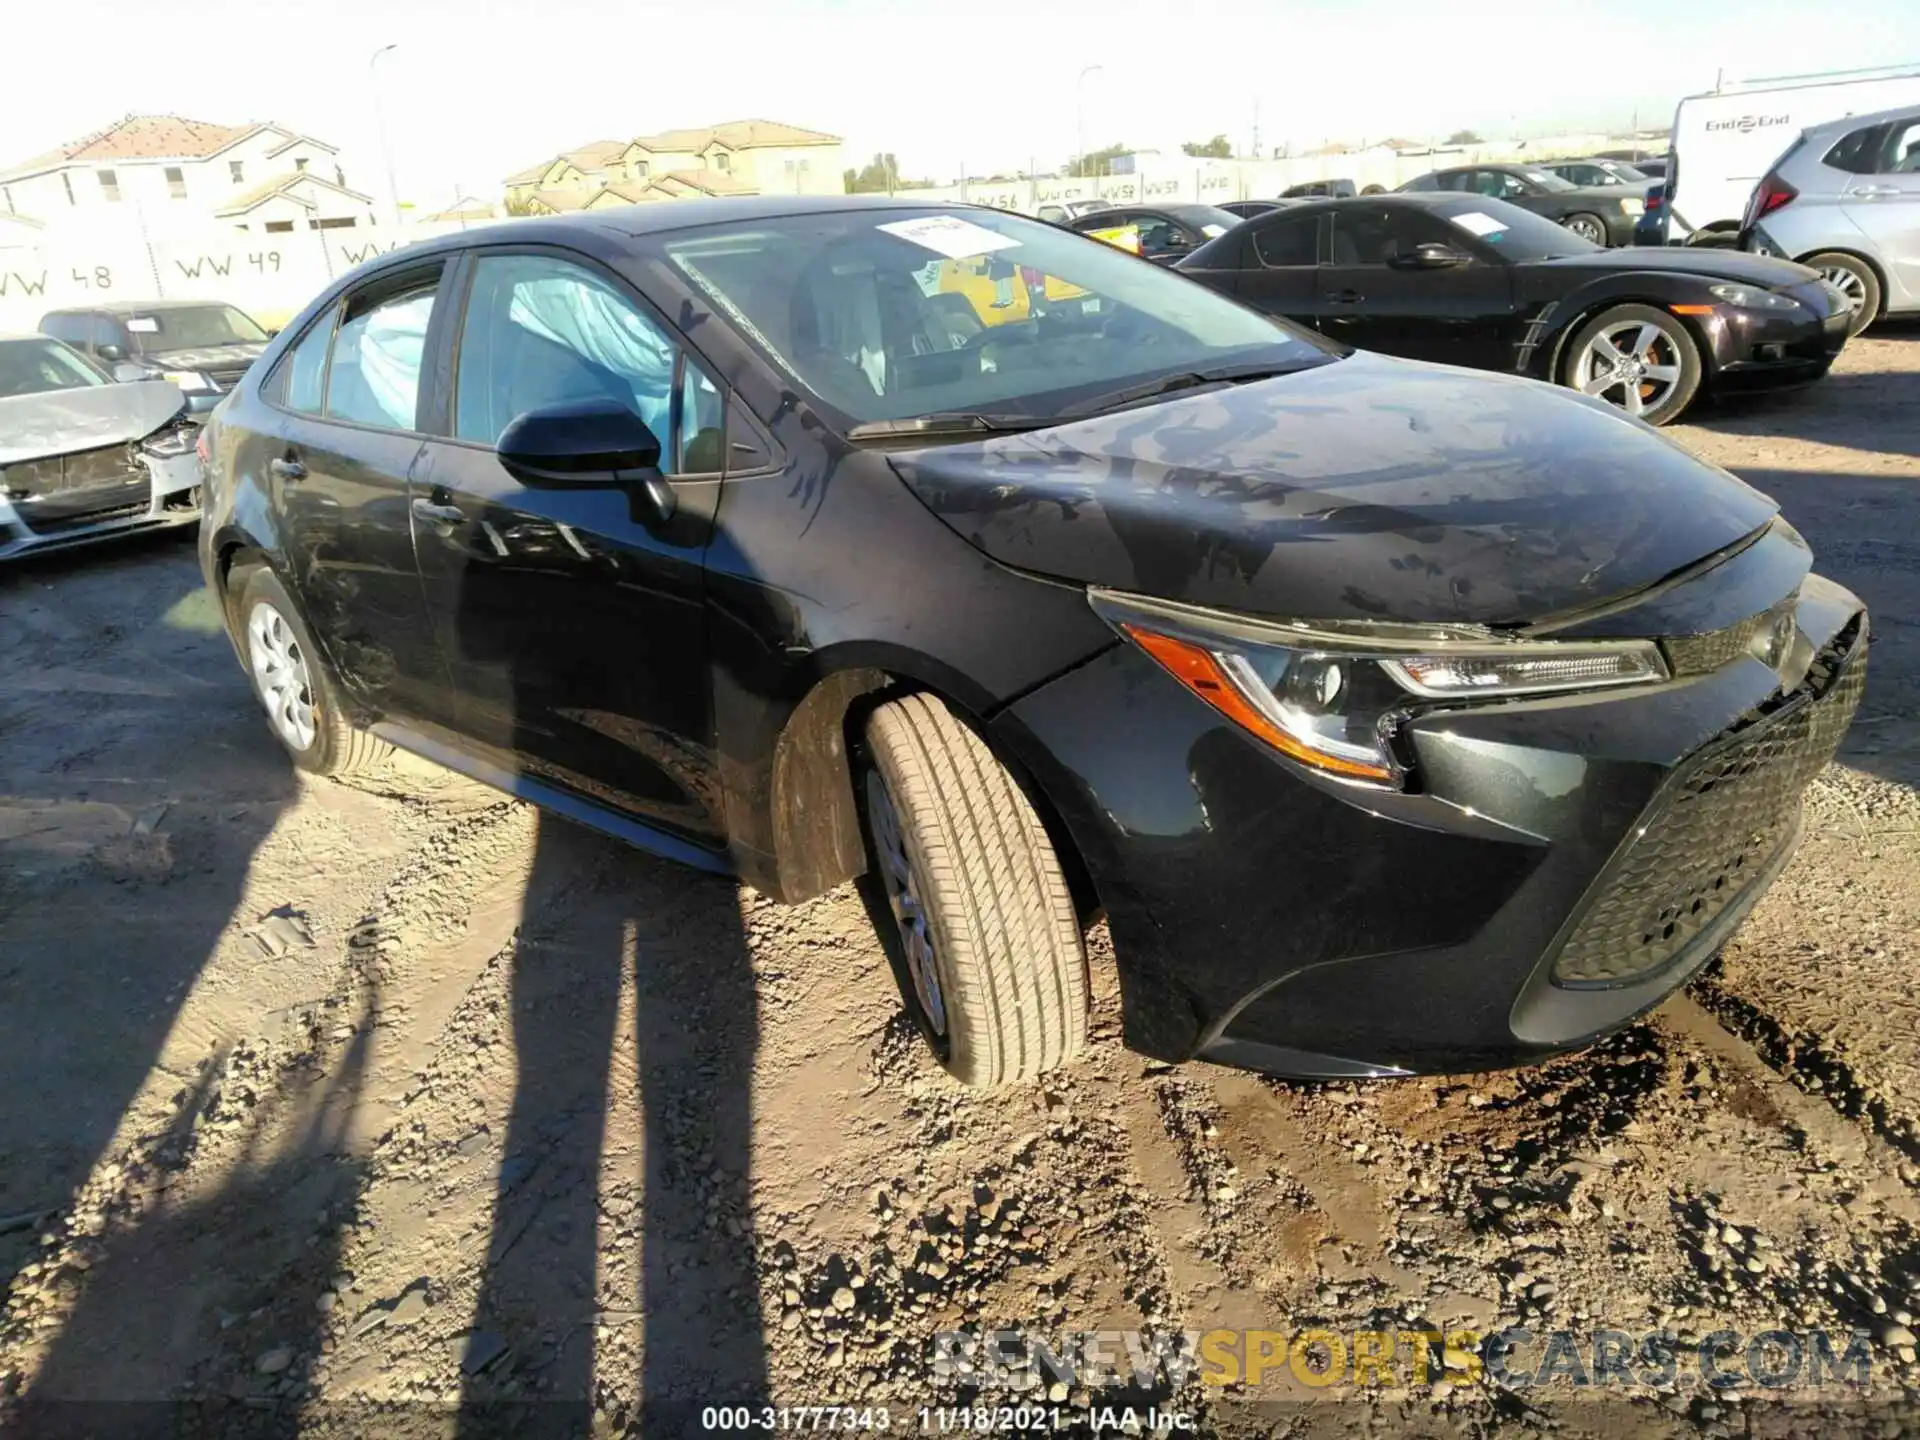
[
  {"left": 411, "top": 498, "right": 466, "bottom": 526},
  {"left": 269, "top": 456, "right": 306, "bottom": 481},
  {"left": 1326, "top": 290, "right": 1364, "bottom": 305}
]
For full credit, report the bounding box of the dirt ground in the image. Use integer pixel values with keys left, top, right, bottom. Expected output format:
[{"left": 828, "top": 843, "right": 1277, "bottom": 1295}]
[{"left": 2, "top": 328, "right": 1918, "bottom": 1438}]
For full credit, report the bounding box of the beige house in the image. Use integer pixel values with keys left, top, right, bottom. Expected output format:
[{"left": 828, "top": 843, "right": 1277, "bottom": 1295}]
[
  {"left": 505, "top": 119, "right": 843, "bottom": 211},
  {"left": 0, "top": 115, "right": 377, "bottom": 233}
]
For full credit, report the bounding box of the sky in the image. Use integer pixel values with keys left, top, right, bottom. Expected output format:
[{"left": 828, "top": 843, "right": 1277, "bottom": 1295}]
[{"left": 6, "top": 0, "right": 1920, "bottom": 206}]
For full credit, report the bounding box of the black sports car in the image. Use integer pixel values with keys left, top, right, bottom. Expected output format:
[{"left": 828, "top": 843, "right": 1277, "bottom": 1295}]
[
  {"left": 1177, "top": 194, "right": 1851, "bottom": 424},
  {"left": 1398, "top": 163, "right": 1646, "bottom": 246},
  {"left": 199, "top": 197, "right": 1866, "bottom": 1086},
  {"left": 1064, "top": 203, "right": 1243, "bottom": 263}
]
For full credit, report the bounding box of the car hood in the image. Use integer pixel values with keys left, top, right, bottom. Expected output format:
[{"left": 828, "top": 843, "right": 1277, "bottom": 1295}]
[
  {"left": 1535, "top": 247, "right": 1819, "bottom": 287},
  {"left": 887, "top": 352, "right": 1779, "bottom": 627},
  {"left": 0, "top": 381, "right": 187, "bottom": 466},
  {"left": 140, "top": 342, "right": 266, "bottom": 370}
]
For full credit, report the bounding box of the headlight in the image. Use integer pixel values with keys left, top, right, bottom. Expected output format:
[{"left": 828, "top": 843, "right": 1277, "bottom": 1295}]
[
  {"left": 1092, "top": 590, "right": 1669, "bottom": 788},
  {"left": 1618, "top": 197, "right": 1644, "bottom": 216},
  {"left": 1707, "top": 283, "right": 1801, "bottom": 312},
  {"left": 141, "top": 425, "right": 197, "bottom": 458},
  {"left": 159, "top": 370, "right": 217, "bottom": 393}
]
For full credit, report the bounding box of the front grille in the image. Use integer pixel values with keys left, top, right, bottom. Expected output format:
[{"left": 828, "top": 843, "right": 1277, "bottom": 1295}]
[
  {"left": 1, "top": 442, "right": 144, "bottom": 499},
  {"left": 205, "top": 365, "right": 251, "bottom": 391},
  {"left": 1664, "top": 593, "right": 1797, "bottom": 676},
  {"left": 30, "top": 501, "right": 147, "bottom": 535},
  {"left": 1550, "top": 621, "right": 1867, "bottom": 988}
]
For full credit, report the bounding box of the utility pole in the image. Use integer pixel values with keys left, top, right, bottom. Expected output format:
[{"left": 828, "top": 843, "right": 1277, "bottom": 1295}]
[
  {"left": 1076, "top": 64, "right": 1104, "bottom": 185},
  {"left": 370, "top": 44, "right": 402, "bottom": 228}
]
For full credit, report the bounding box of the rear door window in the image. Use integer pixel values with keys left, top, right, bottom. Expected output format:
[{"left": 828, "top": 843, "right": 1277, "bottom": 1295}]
[
  {"left": 1877, "top": 120, "right": 1920, "bottom": 174},
  {"left": 1252, "top": 213, "right": 1320, "bottom": 267},
  {"left": 277, "top": 312, "right": 335, "bottom": 414},
  {"left": 325, "top": 280, "right": 439, "bottom": 430}
]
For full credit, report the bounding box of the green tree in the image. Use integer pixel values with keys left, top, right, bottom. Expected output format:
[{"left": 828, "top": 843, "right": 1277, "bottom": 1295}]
[
  {"left": 1065, "top": 143, "right": 1131, "bottom": 177},
  {"left": 1181, "top": 135, "right": 1233, "bottom": 159},
  {"left": 841, "top": 153, "right": 933, "bottom": 193},
  {"left": 1445, "top": 129, "right": 1485, "bottom": 146}
]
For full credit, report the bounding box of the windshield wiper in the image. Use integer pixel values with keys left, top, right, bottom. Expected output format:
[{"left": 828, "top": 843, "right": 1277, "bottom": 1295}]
[
  {"left": 845, "top": 412, "right": 1055, "bottom": 441},
  {"left": 1054, "top": 359, "right": 1315, "bottom": 420}
]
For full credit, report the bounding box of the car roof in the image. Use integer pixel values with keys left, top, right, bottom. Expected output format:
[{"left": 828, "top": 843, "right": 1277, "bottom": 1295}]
[
  {"left": 41, "top": 298, "right": 243, "bottom": 316},
  {"left": 1799, "top": 101, "right": 1920, "bottom": 136}
]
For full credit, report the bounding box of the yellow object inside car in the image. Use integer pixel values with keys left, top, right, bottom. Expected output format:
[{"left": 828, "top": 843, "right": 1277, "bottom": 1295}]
[
  {"left": 1085, "top": 224, "right": 1142, "bottom": 255},
  {"left": 921, "top": 255, "right": 1091, "bottom": 328}
]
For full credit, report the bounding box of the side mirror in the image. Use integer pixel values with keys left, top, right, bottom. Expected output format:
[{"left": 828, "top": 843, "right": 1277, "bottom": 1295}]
[
  {"left": 265, "top": 327, "right": 282, "bottom": 339},
  {"left": 111, "top": 361, "right": 152, "bottom": 383},
  {"left": 97, "top": 343, "right": 126, "bottom": 362},
  {"left": 1392, "top": 242, "right": 1467, "bottom": 270},
  {"left": 497, "top": 399, "right": 676, "bottom": 526}
]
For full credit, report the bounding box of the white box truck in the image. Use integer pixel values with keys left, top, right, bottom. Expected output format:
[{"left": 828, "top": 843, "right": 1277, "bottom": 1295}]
[{"left": 1654, "top": 65, "right": 1920, "bottom": 244}]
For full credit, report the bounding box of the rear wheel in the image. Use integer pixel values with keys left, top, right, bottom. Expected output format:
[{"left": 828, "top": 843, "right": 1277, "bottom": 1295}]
[
  {"left": 1562, "top": 303, "right": 1703, "bottom": 425},
  {"left": 859, "top": 693, "right": 1088, "bottom": 1087},
  {"left": 1804, "top": 252, "right": 1881, "bottom": 337},
  {"left": 1561, "top": 212, "right": 1608, "bottom": 245},
  {"left": 237, "top": 567, "right": 390, "bottom": 776}
]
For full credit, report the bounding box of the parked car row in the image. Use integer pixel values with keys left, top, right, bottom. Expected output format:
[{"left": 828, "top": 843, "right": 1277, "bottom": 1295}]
[{"left": 185, "top": 196, "right": 1866, "bottom": 1093}]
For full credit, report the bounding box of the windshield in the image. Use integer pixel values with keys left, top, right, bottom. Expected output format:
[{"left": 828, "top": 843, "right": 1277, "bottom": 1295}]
[
  {"left": 1598, "top": 160, "right": 1648, "bottom": 183},
  {"left": 1169, "top": 205, "right": 1245, "bottom": 238},
  {"left": 1516, "top": 167, "right": 1577, "bottom": 192},
  {"left": 0, "top": 338, "right": 108, "bottom": 398},
  {"left": 124, "top": 305, "right": 269, "bottom": 354},
  {"left": 1433, "top": 197, "right": 1603, "bottom": 260},
  {"left": 658, "top": 208, "right": 1332, "bottom": 425}
]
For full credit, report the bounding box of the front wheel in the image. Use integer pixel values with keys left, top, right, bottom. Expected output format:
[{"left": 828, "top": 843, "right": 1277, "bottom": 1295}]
[
  {"left": 859, "top": 693, "right": 1088, "bottom": 1087},
  {"left": 1561, "top": 303, "right": 1703, "bottom": 425},
  {"left": 1804, "top": 252, "right": 1881, "bottom": 338},
  {"left": 1561, "top": 212, "right": 1608, "bottom": 245}
]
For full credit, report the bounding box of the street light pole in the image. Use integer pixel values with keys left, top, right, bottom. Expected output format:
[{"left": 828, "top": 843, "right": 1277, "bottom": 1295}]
[
  {"left": 370, "top": 44, "right": 402, "bottom": 228},
  {"left": 1076, "top": 64, "right": 1104, "bottom": 186}
]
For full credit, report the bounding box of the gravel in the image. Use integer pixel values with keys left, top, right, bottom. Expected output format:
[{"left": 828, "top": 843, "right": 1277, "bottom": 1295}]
[{"left": 2, "top": 324, "right": 1917, "bottom": 1435}]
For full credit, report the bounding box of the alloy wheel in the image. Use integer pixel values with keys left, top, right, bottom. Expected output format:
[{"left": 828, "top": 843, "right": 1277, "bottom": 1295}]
[
  {"left": 246, "top": 601, "right": 317, "bottom": 752},
  {"left": 1573, "top": 320, "right": 1682, "bottom": 419},
  {"left": 1819, "top": 264, "right": 1867, "bottom": 316},
  {"left": 1563, "top": 215, "right": 1606, "bottom": 244},
  {"left": 865, "top": 768, "right": 948, "bottom": 1037}
]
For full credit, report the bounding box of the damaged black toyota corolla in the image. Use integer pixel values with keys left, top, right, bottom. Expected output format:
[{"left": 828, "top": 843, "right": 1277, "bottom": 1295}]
[{"left": 198, "top": 199, "right": 1868, "bottom": 1086}]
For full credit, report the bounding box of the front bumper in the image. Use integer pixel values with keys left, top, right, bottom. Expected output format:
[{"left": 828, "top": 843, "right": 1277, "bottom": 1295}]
[
  {"left": 1700, "top": 285, "right": 1848, "bottom": 391},
  {"left": 0, "top": 448, "right": 203, "bottom": 562},
  {"left": 995, "top": 564, "right": 1868, "bottom": 1078}
]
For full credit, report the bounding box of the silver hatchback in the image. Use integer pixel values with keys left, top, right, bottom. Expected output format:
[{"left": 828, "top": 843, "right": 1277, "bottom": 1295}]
[{"left": 1741, "top": 103, "right": 1920, "bottom": 335}]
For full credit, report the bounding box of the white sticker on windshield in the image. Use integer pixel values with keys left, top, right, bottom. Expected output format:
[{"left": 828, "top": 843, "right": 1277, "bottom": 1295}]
[
  {"left": 876, "top": 215, "right": 1021, "bottom": 260},
  {"left": 1201, "top": 223, "right": 1229, "bottom": 238},
  {"left": 126, "top": 317, "right": 160, "bottom": 333},
  {"left": 1451, "top": 211, "right": 1507, "bottom": 238}
]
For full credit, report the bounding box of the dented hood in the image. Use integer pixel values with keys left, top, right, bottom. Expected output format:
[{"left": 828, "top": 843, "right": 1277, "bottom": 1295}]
[
  {"left": 887, "top": 353, "right": 1778, "bottom": 627},
  {"left": 0, "top": 381, "right": 186, "bottom": 467}
]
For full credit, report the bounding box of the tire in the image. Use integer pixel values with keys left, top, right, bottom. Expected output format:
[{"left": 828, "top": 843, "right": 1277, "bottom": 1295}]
[
  {"left": 1561, "top": 212, "right": 1608, "bottom": 246},
  {"left": 859, "top": 693, "right": 1088, "bottom": 1087},
  {"left": 1560, "top": 302, "right": 1703, "bottom": 426},
  {"left": 1803, "top": 251, "right": 1881, "bottom": 338},
  {"left": 235, "top": 567, "right": 390, "bottom": 776}
]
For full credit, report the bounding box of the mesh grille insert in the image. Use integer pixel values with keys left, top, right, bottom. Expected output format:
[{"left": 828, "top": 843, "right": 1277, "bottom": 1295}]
[{"left": 1550, "top": 622, "right": 1866, "bottom": 988}]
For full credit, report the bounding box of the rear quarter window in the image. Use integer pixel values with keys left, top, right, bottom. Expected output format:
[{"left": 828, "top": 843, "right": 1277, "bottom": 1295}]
[{"left": 1822, "top": 125, "right": 1884, "bottom": 175}]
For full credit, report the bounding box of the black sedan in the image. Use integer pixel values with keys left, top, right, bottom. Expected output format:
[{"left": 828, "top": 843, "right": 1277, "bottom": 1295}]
[
  {"left": 1219, "top": 199, "right": 1296, "bottom": 219},
  {"left": 1398, "top": 163, "right": 1645, "bottom": 246},
  {"left": 1064, "top": 202, "right": 1243, "bottom": 263},
  {"left": 1177, "top": 194, "right": 1851, "bottom": 424},
  {"left": 199, "top": 197, "right": 1866, "bottom": 1086}
]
